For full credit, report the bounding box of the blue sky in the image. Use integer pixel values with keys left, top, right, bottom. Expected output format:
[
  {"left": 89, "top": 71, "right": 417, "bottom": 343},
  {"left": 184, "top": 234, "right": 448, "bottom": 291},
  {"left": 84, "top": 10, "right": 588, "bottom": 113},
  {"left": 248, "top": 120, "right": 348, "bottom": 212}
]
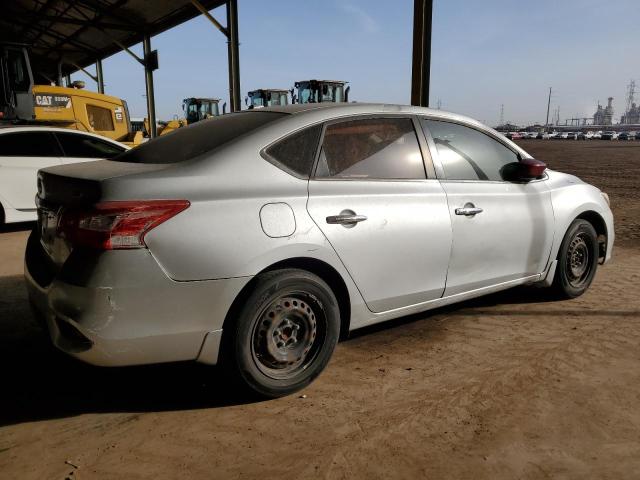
[{"left": 70, "top": 0, "right": 639, "bottom": 126}]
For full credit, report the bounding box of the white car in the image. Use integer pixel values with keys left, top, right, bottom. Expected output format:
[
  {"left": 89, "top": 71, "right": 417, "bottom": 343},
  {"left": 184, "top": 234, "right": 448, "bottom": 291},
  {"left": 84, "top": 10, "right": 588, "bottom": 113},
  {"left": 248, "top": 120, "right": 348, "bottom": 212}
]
[
  {"left": 593, "top": 131, "right": 603, "bottom": 139},
  {"left": 0, "top": 126, "right": 128, "bottom": 224}
]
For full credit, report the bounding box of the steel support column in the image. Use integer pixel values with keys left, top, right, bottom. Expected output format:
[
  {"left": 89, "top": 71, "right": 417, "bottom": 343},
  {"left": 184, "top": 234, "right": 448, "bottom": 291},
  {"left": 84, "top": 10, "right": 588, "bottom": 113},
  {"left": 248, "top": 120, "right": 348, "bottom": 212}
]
[
  {"left": 226, "top": 0, "right": 241, "bottom": 112},
  {"left": 143, "top": 35, "right": 157, "bottom": 138},
  {"left": 57, "top": 61, "right": 63, "bottom": 86},
  {"left": 65, "top": 74, "right": 71, "bottom": 87},
  {"left": 411, "top": 0, "right": 433, "bottom": 107},
  {"left": 96, "top": 58, "right": 104, "bottom": 93}
]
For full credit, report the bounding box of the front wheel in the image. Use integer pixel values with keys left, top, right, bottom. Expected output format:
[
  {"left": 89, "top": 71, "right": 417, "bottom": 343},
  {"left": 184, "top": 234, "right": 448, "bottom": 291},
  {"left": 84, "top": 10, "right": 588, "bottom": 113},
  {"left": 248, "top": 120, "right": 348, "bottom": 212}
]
[
  {"left": 223, "top": 269, "right": 340, "bottom": 398},
  {"left": 552, "top": 219, "right": 599, "bottom": 298}
]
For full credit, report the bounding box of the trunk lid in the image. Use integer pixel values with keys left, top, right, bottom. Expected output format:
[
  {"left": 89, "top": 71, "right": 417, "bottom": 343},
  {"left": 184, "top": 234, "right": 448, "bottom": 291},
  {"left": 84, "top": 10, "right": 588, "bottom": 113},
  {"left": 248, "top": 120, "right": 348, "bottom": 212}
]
[{"left": 36, "top": 160, "right": 171, "bottom": 266}]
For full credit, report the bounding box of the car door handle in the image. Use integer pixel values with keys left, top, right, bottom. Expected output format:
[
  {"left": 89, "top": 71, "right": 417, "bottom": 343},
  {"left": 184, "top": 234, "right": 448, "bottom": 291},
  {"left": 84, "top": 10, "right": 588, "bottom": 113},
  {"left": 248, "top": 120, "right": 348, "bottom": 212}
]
[
  {"left": 326, "top": 214, "right": 368, "bottom": 225},
  {"left": 455, "top": 206, "right": 483, "bottom": 216}
]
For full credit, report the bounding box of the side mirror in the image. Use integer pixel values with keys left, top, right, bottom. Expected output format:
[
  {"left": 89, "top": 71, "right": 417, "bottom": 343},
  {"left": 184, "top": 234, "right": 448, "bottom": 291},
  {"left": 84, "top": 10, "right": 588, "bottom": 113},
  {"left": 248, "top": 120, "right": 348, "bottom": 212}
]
[{"left": 501, "top": 158, "right": 547, "bottom": 182}]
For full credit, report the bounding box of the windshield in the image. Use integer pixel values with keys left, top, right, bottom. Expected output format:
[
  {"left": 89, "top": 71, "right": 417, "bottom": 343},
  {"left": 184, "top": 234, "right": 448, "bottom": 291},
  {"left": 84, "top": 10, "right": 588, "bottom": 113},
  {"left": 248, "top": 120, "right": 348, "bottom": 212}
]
[
  {"left": 250, "top": 94, "right": 265, "bottom": 107},
  {"left": 297, "top": 82, "right": 316, "bottom": 104},
  {"left": 113, "top": 111, "right": 287, "bottom": 164}
]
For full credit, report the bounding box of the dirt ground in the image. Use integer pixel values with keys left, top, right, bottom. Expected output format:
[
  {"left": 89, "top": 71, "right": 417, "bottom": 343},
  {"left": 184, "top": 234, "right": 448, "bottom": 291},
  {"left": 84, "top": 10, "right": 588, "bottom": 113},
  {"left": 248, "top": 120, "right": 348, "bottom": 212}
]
[{"left": 0, "top": 140, "right": 639, "bottom": 479}]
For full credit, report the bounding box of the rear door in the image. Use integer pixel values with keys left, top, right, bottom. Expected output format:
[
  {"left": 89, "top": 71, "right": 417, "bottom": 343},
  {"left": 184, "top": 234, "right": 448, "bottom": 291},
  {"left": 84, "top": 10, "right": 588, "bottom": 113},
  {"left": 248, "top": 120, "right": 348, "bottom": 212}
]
[
  {"left": 421, "top": 118, "right": 554, "bottom": 296},
  {"left": 0, "top": 131, "right": 62, "bottom": 210},
  {"left": 54, "top": 131, "right": 126, "bottom": 164},
  {"left": 307, "top": 116, "right": 452, "bottom": 313}
]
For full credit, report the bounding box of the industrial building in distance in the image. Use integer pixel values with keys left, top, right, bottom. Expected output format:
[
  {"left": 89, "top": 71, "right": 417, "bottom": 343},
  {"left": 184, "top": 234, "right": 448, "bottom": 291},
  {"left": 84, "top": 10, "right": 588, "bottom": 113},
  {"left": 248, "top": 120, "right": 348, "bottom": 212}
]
[{"left": 498, "top": 80, "right": 640, "bottom": 132}]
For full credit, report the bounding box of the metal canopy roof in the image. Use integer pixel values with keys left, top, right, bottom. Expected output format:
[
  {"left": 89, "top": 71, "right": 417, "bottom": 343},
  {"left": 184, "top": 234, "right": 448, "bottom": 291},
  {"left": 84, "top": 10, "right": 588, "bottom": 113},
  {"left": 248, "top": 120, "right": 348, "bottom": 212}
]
[{"left": 0, "top": 0, "right": 227, "bottom": 83}]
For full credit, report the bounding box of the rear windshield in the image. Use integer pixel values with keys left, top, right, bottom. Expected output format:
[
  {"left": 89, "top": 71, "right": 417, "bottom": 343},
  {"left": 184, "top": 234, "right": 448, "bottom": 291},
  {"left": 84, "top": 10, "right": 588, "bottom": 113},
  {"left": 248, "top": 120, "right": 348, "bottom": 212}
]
[{"left": 113, "top": 111, "right": 287, "bottom": 164}]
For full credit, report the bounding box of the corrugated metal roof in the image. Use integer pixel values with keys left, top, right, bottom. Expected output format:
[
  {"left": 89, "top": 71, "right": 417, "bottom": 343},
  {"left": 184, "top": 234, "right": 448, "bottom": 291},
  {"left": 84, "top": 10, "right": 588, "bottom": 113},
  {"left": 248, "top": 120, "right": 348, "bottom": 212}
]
[{"left": 0, "top": 0, "right": 227, "bottom": 82}]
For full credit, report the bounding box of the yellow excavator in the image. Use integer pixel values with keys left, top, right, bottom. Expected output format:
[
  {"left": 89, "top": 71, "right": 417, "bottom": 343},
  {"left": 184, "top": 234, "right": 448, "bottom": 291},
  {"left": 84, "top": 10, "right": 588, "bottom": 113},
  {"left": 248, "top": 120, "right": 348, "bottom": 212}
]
[
  {"left": 1, "top": 43, "right": 226, "bottom": 146},
  {"left": 1, "top": 43, "right": 147, "bottom": 145}
]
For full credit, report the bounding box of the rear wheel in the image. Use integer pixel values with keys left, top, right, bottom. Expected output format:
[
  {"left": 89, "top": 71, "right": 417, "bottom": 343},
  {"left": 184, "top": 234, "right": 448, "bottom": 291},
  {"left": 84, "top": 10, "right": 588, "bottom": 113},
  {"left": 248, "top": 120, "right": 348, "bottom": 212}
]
[
  {"left": 552, "top": 219, "right": 598, "bottom": 298},
  {"left": 224, "top": 269, "right": 340, "bottom": 398}
]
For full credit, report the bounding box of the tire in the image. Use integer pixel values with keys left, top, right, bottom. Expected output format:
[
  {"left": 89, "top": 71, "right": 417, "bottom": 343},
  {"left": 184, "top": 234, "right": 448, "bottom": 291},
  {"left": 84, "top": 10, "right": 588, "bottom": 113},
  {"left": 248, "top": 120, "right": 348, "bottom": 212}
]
[
  {"left": 223, "top": 269, "right": 340, "bottom": 398},
  {"left": 552, "top": 219, "right": 598, "bottom": 299}
]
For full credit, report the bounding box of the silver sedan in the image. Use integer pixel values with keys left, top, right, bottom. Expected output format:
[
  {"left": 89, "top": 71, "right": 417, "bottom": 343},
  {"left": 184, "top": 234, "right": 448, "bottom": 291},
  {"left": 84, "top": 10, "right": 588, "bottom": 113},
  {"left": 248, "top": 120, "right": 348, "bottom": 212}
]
[{"left": 25, "top": 103, "right": 614, "bottom": 397}]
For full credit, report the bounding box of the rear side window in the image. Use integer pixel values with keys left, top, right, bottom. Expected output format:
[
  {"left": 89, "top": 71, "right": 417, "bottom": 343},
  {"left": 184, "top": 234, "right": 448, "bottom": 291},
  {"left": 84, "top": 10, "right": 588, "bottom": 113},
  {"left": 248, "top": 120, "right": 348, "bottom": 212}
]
[
  {"left": 264, "top": 125, "right": 322, "bottom": 178},
  {"left": 422, "top": 119, "right": 519, "bottom": 181},
  {"left": 315, "top": 117, "right": 426, "bottom": 179},
  {"left": 114, "top": 111, "right": 287, "bottom": 164},
  {"left": 0, "top": 131, "right": 62, "bottom": 156},
  {"left": 86, "top": 105, "right": 115, "bottom": 131},
  {"left": 55, "top": 132, "right": 125, "bottom": 158}
]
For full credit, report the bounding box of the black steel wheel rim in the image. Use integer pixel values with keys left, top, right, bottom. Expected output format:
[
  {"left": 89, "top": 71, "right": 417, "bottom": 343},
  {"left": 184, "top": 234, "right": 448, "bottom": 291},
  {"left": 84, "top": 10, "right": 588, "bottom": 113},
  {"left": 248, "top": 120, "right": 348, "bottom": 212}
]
[
  {"left": 566, "top": 232, "right": 593, "bottom": 288},
  {"left": 250, "top": 292, "right": 326, "bottom": 380}
]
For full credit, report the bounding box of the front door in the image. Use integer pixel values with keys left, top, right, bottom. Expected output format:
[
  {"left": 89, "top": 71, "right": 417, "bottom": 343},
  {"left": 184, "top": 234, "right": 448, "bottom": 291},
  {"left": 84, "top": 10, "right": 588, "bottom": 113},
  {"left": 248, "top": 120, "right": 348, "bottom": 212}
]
[
  {"left": 421, "top": 118, "right": 554, "bottom": 296},
  {"left": 307, "top": 116, "right": 452, "bottom": 313}
]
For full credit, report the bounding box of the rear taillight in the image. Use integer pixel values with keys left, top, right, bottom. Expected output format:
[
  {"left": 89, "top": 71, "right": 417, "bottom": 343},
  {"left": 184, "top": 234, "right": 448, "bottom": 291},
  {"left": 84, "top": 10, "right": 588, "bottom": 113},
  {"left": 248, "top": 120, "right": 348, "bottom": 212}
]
[{"left": 58, "top": 200, "right": 190, "bottom": 250}]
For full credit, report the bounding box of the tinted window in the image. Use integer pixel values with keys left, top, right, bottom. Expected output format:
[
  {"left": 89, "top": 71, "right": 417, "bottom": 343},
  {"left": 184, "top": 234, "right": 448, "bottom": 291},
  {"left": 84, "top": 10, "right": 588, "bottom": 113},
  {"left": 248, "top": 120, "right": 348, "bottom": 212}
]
[
  {"left": 423, "top": 120, "right": 518, "bottom": 181},
  {"left": 114, "top": 111, "right": 286, "bottom": 164},
  {"left": 0, "top": 131, "right": 62, "bottom": 156},
  {"left": 7, "top": 49, "right": 30, "bottom": 92},
  {"left": 55, "top": 132, "right": 124, "bottom": 158},
  {"left": 264, "top": 125, "right": 322, "bottom": 178},
  {"left": 86, "top": 105, "right": 115, "bottom": 131},
  {"left": 315, "top": 118, "right": 425, "bottom": 179}
]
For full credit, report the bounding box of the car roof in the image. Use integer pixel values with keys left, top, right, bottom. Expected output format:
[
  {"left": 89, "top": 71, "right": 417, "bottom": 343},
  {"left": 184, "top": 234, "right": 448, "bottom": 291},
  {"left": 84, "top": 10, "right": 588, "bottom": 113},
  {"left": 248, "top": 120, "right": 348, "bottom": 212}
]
[
  {"left": 255, "top": 102, "right": 482, "bottom": 125},
  {"left": 0, "top": 125, "right": 128, "bottom": 147}
]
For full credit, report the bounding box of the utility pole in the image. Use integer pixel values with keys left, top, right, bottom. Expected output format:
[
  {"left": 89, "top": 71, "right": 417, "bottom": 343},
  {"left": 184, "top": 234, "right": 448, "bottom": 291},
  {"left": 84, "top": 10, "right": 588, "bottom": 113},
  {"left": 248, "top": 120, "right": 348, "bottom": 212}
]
[
  {"left": 545, "top": 87, "right": 552, "bottom": 132},
  {"left": 411, "top": 0, "right": 433, "bottom": 106}
]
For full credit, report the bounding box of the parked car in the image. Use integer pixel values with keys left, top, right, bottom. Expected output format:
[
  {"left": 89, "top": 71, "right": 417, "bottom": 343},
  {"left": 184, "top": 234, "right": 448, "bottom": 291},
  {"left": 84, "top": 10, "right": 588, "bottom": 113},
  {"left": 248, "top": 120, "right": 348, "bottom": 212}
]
[
  {"left": 536, "top": 132, "right": 550, "bottom": 139},
  {"left": 505, "top": 132, "right": 522, "bottom": 140},
  {"left": 593, "top": 131, "right": 603, "bottom": 139},
  {"left": 601, "top": 131, "right": 618, "bottom": 140},
  {"left": 25, "top": 104, "right": 614, "bottom": 398},
  {"left": 565, "top": 132, "right": 577, "bottom": 140},
  {"left": 0, "top": 126, "right": 128, "bottom": 224},
  {"left": 583, "top": 131, "right": 595, "bottom": 140},
  {"left": 618, "top": 132, "right": 631, "bottom": 141}
]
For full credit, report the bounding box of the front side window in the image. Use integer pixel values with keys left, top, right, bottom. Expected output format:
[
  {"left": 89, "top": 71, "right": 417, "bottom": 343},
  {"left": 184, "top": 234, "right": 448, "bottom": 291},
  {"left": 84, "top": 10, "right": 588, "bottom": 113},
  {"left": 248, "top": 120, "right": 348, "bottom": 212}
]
[
  {"left": 315, "top": 117, "right": 426, "bottom": 180},
  {"left": 55, "top": 132, "right": 124, "bottom": 158},
  {"left": 86, "top": 105, "right": 115, "bottom": 131},
  {"left": 0, "top": 131, "right": 61, "bottom": 156},
  {"left": 422, "top": 119, "right": 519, "bottom": 181},
  {"left": 264, "top": 124, "right": 322, "bottom": 178}
]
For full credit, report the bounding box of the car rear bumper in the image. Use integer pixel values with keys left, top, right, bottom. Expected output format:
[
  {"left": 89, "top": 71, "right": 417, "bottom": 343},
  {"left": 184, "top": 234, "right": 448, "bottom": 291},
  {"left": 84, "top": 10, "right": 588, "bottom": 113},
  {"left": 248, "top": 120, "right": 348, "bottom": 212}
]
[{"left": 24, "top": 231, "right": 250, "bottom": 366}]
